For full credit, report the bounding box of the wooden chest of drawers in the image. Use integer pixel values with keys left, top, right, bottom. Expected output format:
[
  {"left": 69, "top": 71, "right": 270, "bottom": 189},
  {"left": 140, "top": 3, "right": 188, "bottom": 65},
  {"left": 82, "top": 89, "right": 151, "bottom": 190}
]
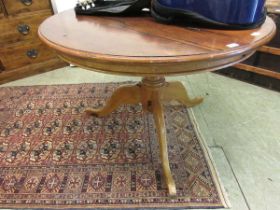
[{"left": 0, "top": 0, "right": 67, "bottom": 84}]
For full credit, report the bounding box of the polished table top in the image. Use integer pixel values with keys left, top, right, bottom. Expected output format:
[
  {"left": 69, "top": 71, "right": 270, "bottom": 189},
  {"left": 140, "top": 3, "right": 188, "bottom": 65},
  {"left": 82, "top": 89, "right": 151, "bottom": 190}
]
[{"left": 38, "top": 10, "right": 276, "bottom": 76}]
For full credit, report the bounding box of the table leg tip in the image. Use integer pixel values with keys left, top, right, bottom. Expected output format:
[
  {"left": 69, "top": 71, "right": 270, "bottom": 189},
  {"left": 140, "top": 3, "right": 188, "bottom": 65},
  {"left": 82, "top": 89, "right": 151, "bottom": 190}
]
[
  {"left": 85, "top": 109, "right": 99, "bottom": 117},
  {"left": 168, "top": 186, "right": 177, "bottom": 196}
]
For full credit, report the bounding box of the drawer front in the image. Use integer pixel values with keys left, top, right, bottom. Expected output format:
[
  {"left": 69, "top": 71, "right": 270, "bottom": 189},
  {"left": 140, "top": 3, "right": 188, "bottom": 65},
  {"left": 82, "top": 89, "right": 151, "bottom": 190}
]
[
  {"left": 0, "top": 41, "right": 57, "bottom": 70},
  {"left": 3, "top": 0, "right": 51, "bottom": 15},
  {"left": 0, "top": 11, "right": 52, "bottom": 45}
]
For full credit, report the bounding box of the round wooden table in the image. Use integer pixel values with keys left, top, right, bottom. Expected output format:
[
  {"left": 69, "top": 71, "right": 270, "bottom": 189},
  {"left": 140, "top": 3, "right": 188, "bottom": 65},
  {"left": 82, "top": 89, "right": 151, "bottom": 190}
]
[{"left": 38, "top": 10, "right": 276, "bottom": 196}]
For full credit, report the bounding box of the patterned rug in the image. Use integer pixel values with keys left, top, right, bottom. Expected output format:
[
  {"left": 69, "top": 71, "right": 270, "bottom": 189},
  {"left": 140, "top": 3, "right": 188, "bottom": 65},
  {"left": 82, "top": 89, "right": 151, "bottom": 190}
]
[{"left": 0, "top": 83, "right": 229, "bottom": 209}]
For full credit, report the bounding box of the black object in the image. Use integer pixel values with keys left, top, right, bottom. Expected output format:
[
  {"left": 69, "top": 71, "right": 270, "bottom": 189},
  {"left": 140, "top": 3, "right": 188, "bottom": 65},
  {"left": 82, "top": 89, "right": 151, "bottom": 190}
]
[
  {"left": 151, "top": 0, "right": 266, "bottom": 29},
  {"left": 75, "top": 0, "right": 266, "bottom": 30},
  {"left": 26, "top": 49, "right": 38, "bottom": 59},
  {"left": 75, "top": 0, "right": 150, "bottom": 16},
  {"left": 17, "top": 24, "right": 30, "bottom": 35}
]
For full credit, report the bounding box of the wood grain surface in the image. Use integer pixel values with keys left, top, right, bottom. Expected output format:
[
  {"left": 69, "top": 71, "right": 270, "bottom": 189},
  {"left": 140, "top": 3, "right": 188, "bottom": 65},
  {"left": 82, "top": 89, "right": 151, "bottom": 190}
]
[
  {"left": 0, "top": 11, "right": 52, "bottom": 45},
  {"left": 0, "top": 40, "right": 57, "bottom": 70},
  {"left": 38, "top": 10, "right": 276, "bottom": 76},
  {"left": 3, "top": 0, "right": 51, "bottom": 15}
]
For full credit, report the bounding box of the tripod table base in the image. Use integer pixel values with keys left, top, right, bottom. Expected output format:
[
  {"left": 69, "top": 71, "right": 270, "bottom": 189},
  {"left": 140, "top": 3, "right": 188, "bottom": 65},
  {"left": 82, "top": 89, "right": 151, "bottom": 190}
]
[{"left": 86, "top": 76, "right": 203, "bottom": 196}]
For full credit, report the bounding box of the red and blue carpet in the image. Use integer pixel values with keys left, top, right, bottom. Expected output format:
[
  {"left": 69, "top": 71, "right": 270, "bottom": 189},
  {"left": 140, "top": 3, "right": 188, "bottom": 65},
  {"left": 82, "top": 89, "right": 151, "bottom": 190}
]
[{"left": 0, "top": 83, "right": 229, "bottom": 209}]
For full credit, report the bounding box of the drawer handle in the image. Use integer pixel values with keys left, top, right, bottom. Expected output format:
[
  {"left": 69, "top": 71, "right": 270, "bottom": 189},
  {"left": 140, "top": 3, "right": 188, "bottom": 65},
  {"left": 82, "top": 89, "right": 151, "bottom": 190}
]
[
  {"left": 21, "top": 0, "right": 33, "bottom": 6},
  {"left": 26, "top": 49, "right": 38, "bottom": 59},
  {"left": 17, "top": 24, "right": 30, "bottom": 35}
]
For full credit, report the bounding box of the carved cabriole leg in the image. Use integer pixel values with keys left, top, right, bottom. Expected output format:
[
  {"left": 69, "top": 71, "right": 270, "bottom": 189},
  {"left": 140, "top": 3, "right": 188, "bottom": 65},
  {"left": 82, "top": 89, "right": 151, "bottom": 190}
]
[
  {"left": 140, "top": 77, "right": 177, "bottom": 195},
  {"left": 160, "top": 81, "right": 203, "bottom": 107},
  {"left": 85, "top": 84, "right": 141, "bottom": 117},
  {"left": 151, "top": 91, "right": 177, "bottom": 196},
  {"left": 85, "top": 76, "right": 203, "bottom": 196}
]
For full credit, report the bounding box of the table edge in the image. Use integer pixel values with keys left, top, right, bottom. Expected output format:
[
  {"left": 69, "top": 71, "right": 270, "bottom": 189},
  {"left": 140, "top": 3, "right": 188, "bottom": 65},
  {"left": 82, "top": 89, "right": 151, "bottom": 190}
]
[{"left": 38, "top": 16, "right": 276, "bottom": 64}]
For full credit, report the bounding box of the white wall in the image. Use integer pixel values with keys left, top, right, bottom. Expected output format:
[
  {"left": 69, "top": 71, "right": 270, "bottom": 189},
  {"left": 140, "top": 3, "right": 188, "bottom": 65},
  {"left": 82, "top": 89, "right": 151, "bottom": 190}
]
[{"left": 51, "top": 0, "right": 77, "bottom": 13}]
